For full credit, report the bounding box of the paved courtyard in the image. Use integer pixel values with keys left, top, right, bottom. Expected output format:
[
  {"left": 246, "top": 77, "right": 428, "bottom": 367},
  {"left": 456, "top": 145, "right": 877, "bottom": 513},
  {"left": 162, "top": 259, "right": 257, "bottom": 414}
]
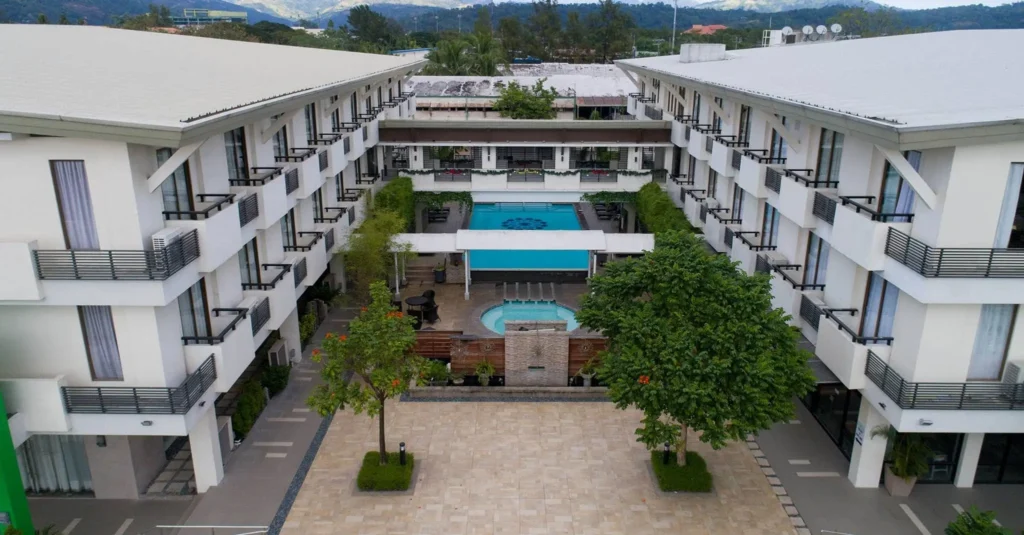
[{"left": 282, "top": 402, "right": 796, "bottom": 535}]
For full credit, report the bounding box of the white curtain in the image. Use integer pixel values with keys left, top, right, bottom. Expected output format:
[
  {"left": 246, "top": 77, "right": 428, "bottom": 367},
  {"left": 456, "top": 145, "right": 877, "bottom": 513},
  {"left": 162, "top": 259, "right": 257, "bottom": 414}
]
[
  {"left": 994, "top": 163, "right": 1024, "bottom": 248},
  {"left": 80, "top": 306, "right": 123, "bottom": 380},
  {"left": 17, "top": 435, "right": 93, "bottom": 494},
  {"left": 51, "top": 160, "right": 99, "bottom": 249},
  {"left": 968, "top": 304, "right": 1016, "bottom": 380}
]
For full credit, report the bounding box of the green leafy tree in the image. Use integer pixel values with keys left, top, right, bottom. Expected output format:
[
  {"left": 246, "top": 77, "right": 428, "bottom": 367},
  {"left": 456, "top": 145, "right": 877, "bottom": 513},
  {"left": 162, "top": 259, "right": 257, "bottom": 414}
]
[
  {"left": 116, "top": 4, "right": 172, "bottom": 30},
  {"left": 307, "top": 281, "right": 420, "bottom": 465},
  {"left": 347, "top": 5, "right": 402, "bottom": 48},
  {"left": 295, "top": 18, "right": 318, "bottom": 29},
  {"left": 588, "top": 109, "right": 603, "bottom": 120},
  {"left": 182, "top": 23, "right": 259, "bottom": 42},
  {"left": 466, "top": 31, "right": 504, "bottom": 75},
  {"left": 562, "top": 11, "right": 590, "bottom": 62},
  {"left": 528, "top": 0, "right": 561, "bottom": 60},
  {"left": 36, "top": 13, "right": 48, "bottom": 24},
  {"left": 58, "top": 11, "right": 69, "bottom": 24},
  {"left": 423, "top": 39, "right": 470, "bottom": 75},
  {"left": 587, "top": 0, "right": 633, "bottom": 63},
  {"left": 496, "top": 16, "right": 526, "bottom": 60},
  {"left": 493, "top": 79, "right": 559, "bottom": 119},
  {"left": 945, "top": 506, "right": 1010, "bottom": 535},
  {"left": 577, "top": 231, "right": 815, "bottom": 464},
  {"left": 345, "top": 209, "right": 408, "bottom": 303},
  {"left": 474, "top": 5, "right": 492, "bottom": 35}
]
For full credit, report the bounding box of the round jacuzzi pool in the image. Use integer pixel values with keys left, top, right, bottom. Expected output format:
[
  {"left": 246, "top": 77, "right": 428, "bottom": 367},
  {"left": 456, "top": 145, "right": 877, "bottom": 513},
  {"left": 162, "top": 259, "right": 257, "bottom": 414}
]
[{"left": 481, "top": 301, "right": 579, "bottom": 335}]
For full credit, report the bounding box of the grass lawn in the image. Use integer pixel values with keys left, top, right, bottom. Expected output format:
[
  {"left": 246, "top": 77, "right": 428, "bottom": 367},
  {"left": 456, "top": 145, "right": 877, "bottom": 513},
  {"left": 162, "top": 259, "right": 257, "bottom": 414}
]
[
  {"left": 650, "top": 450, "right": 713, "bottom": 492},
  {"left": 357, "top": 451, "right": 415, "bottom": 491}
]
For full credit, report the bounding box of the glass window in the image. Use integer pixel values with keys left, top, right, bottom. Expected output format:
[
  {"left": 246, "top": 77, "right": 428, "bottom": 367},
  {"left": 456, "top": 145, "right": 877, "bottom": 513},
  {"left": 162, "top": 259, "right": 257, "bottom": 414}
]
[
  {"left": 329, "top": 96, "right": 340, "bottom": 131},
  {"left": 691, "top": 92, "right": 702, "bottom": 121},
  {"left": 281, "top": 209, "right": 297, "bottom": 248},
  {"left": 737, "top": 105, "right": 752, "bottom": 144},
  {"left": 761, "top": 203, "right": 781, "bottom": 247},
  {"left": 377, "top": 86, "right": 383, "bottom": 107},
  {"left": 641, "top": 147, "right": 655, "bottom": 170},
  {"left": 815, "top": 129, "right": 845, "bottom": 185},
  {"left": 304, "top": 103, "right": 318, "bottom": 142},
  {"left": 861, "top": 272, "right": 899, "bottom": 339},
  {"left": 879, "top": 151, "right": 920, "bottom": 222},
  {"left": 804, "top": 232, "right": 830, "bottom": 286},
  {"left": 313, "top": 189, "right": 324, "bottom": 219},
  {"left": 364, "top": 96, "right": 372, "bottom": 114},
  {"left": 177, "top": 280, "right": 210, "bottom": 339},
  {"left": 272, "top": 123, "right": 289, "bottom": 159},
  {"left": 731, "top": 184, "right": 744, "bottom": 220},
  {"left": 349, "top": 94, "right": 358, "bottom": 122},
  {"left": 238, "top": 239, "right": 260, "bottom": 286},
  {"left": 769, "top": 117, "right": 788, "bottom": 160},
  {"left": 79, "top": 305, "right": 124, "bottom": 381},
  {"left": 968, "top": 304, "right": 1017, "bottom": 380},
  {"left": 156, "top": 148, "right": 193, "bottom": 217},
  {"left": 687, "top": 155, "right": 696, "bottom": 180},
  {"left": 224, "top": 127, "right": 249, "bottom": 181},
  {"left": 712, "top": 97, "right": 723, "bottom": 130},
  {"left": 707, "top": 170, "right": 718, "bottom": 201}
]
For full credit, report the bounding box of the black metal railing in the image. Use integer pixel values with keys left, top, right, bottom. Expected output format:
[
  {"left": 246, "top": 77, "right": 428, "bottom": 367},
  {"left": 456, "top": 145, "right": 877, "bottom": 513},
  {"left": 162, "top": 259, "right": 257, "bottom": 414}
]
[
  {"left": 285, "top": 169, "right": 299, "bottom": 194},
  {"left": 743, "top": 149, "right": 787, "bottom": 165},
  {"left": 885, "top": 228, "right": 1024, "bottom": 278},
  {"left": 356, "top": 174, "right": 378, "bottom": 185},
  {"left": 334, "top": 122, "right": 359, "bottom": 134},
  {"left": 674, "top": 114, "right": 696, "bottom": 124},
  {"left": 693, "top": 124, "right": 721, "bottom": 135},
  {"left": 840, "top": 196, "right": 914, "bottom": 223},
  {"left": 867, "top": 352, "right": 1024, "bottom": 411},
  {"left": 314, "top": 207, "right": 346, "bottom": 224},
  {"left": 183, "top": 307, "right": 248, "bottom": 345},
  {"left": 784, "top": 168, "right": 835, "bottom": 188},
  {"left": 812, "top": 192, "right": 837, "bottom": 225},
  {"left": 250, "top": 297, "right": 271, "bottom": 334},
  {"left": 581, "top": 170, "right": 618, "bottom": 183},
  {"left": 772, "top": 263, "right": 826, "bottom": 290},
  {"left": 765, "top": 167, "right": 783, "bottom": 193},
  {"left": 241, "top": 263, "right": 291, "bottom": 291},
  {"left": 163, "top": 194, "right": 235, "bottom": 221},
  {"left": 821, "top": 308, "right": 894, "bottom": 345},
  {"left": 724, "top": 227, "right": 735, "bottom": 248},
  {"left": 343, "top": 137, "right": 351, "bottom": 153},
  {"left": 651, "top": 169, "right": 668, "bottom": 183},
  {"left": 62, "top": 355, "right": 216, "bottom": 414},
  {"left": 324, "top": 228, "right": 336, "bottom": 251},
  {"left": 644, "top": 104, "right": 663, "bottom": 120},
  {"left": 708, "top": 207, "right": 741, "bottom": 225},
  {"left": 731, "top": 150, "right": 743, "bottom": 171},
  {"left": 508, "top": 171, "right": 544, "bottom": 182},
  {"left": 230, "top": 167, "right": 281, "bottom": 186},
  {"left": 716, "top": 135, "right": 749, "bottom": 148},
  {"left": 799, "top": 295, "right": 822, "bottom": 331},
  {"left": 34, "top": 230, "right": 200, "bottom": 281},
  {"left": 274, "top": 147, "right": 317, "bottom": 163},
  {"left": 683, "top": 188, "right": 706, "bottom": 202},
  {"left": 318, "top": 151, "right": 329, "bottom": 171},
  {"left": 293, "top": 257, "right": 308, "bottom": 288},
  {"left": 755, "top": 254, "right": 772, "bottom": 274},
  {"left": 434, "top": 169, "right": 471, "bottom": 182},
  {"left": 309, "top": 133, "right": 341, "bottom": 146},
  {"left": 735, "top": 231, "right": 777, "bottom": 252},
  {"left": 283, "top": 231, "right": 323, "bottom": 252}
]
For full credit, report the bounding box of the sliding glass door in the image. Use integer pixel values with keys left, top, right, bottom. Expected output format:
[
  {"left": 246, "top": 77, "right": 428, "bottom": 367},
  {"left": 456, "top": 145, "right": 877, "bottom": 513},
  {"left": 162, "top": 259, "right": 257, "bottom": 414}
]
[
  {"left": 861, "top": 272, "right": 899, "bottom": 340},
  {"left": 177, "top": 280, "right": 211, "bottom": 339}
]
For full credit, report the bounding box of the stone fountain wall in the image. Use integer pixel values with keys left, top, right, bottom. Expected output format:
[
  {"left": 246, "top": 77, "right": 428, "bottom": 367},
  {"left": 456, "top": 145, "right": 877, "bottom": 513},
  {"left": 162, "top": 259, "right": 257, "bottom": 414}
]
[{"left": 503, "top": 321, "right": 569, "bottom": 386}]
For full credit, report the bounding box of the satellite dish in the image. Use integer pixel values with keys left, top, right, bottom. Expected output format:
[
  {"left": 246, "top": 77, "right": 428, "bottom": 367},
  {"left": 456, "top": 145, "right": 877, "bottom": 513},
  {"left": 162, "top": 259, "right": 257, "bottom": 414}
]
[
  {"left": 802, "top": 25, "right": 814, "bottom": 35},
  {"left": 816, "top": 25, "right": 827, "bottom": 35},
  {"left": 781, "top": 26, "right": 793, "bottom": 36},
  {"left": 831, "top": 23, "right": 843, "bottom": 34}
]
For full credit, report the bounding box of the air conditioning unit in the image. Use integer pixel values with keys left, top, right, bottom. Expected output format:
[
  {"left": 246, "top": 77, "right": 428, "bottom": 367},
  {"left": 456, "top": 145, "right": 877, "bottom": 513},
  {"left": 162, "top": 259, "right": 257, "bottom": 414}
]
[
  {"left": 151, "top": 227, "right": 183, "bottom": 250},
  {"left": 267, "top": 340, "right": 287, "bottom": 366}
]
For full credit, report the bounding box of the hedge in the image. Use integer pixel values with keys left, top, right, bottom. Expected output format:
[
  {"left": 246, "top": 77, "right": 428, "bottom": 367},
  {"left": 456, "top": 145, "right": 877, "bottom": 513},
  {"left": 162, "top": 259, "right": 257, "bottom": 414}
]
[
  {"left": 357, "top": 451, "right": 415, "bottom": 491},
  {"left": 231, "top": 379, "right": 267, "bottom": 438},
  {"left": 635, "top": 182, "right": 699, "bottom": 234},
  {"left": 650, "top": 450, "right": 713, "bottom": 492},
  {"left": 373, "top": 176, "right": 415, "bottom": 230},
  {"left": 261, "top": 365, "right": 291, "bottom": 398}
]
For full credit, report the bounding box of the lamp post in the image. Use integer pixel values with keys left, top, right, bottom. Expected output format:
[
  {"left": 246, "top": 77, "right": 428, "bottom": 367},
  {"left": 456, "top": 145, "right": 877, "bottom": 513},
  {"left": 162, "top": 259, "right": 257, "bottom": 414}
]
[
  {"left": 663, "top": 442, "right": 671, "bottom": 465},
  {"left": 399, "top": 442, "right": 407, "bottom": 465},
  {"left": 670, "top": 0, "right": 678, "bottom": 52}
]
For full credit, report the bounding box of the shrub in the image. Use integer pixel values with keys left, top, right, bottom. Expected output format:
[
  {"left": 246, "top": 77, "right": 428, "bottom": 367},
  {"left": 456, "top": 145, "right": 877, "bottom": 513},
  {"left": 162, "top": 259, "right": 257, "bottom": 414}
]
[
  {"left": 421, "top": 359, "right": 450, "bottom": 384},
  {"left": 373, "top": 176, "right": 415, "bottom": 229},
  {"left": 231, "top": 379, "right": 267, "bottom": 438},
  {"left": 261, "top": 365, "right": 291, "bottom": 397},
  {"left": 649, "top": 450, "right": 713, "bottom": 492},
  {"left": 945, "top": 506, "right": 1010, "bottom": 535},
  {"left": 635, "top": 182, "right": 697, "bottom": 234},
  {"left": 357, "top": 451, "right": 415, "bottom": 491},
  {"left": 299, "top": 311, "right": 318, "bottom": 346}
]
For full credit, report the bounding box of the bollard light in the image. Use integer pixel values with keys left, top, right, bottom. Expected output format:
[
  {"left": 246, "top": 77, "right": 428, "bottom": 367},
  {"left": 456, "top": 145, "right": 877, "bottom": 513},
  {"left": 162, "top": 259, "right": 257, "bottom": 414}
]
[
  {"left": 399, "top": 442, "right": 407, "bottom": 465},
  {"left": 663, "top": 442, "right": 671, "bottom": 465}
]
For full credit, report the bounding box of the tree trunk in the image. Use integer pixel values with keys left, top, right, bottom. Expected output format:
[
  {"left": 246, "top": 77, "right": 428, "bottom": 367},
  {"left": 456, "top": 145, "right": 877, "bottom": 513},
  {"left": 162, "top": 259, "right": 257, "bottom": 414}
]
[
  {"left": 378, "top": 399, "right": 387, "bottom": 465},
  {"left": 676, "top": 422, "right": 688, "bottom": 466}
]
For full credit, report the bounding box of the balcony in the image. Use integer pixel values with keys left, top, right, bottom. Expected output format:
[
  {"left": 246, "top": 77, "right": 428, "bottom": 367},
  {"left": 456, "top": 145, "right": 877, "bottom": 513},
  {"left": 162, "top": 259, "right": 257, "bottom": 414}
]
[
  {"left": 580, "top": 170, "right": 618, "bottom": 183},
  {"left": 813, "top": 193, "right": 912, "bottom": 271},
  {"left": 866, "top": 352, "right": 1024, "bottom": 411},
  {"left": 885, "top": 228, "right": 1024, "bottom": 278},
  {"left": 735, "top": 150, "right": 785, "bottom": 199},
  {"left": 709, "top": 136, "right": 747, "bottom": 178},
  {"left": 703, "top": 208, "right": 728, "bottom": 252},
  {"left": 283, "top": 231, "right": 323, "bottom": 253},
  {"left": 814, "top": 307, "right": 893, "bottom": 389},
  {"left": 797, "top": 293, "right": 826, "bottom": 344},
  {"left": 182, "top": 305, "right": 256, "bottom": 393},
  {"left": 681, "top": 188, "right": 706, "bottom": 229},
  {"left": 34, "top": 230, "right": 200, "bottom": 281},
  {"left": 763, "top": 256, "right": 825, "bottom": 328},
  {"left": 408, "top": 169, "right": 656, "bottom": 193},
  {"left": 643, "top": 104, "right": 663, "bottom": 120},
  {"left": 238, "top": 193, "right": 260, "bottom": 228},
  {"left": 434, "top": 169, "right": 471, "bottom": 182},
  {"left": 274, "top": 147, "right": 324, "bottom": 198},
  {"left": 774, "top": 169, "right": 835, "bottom": 228},
  {"left": 229, "top": 168, "right": 288, "bottom": 231},
  {"left": 670, "top": 116, "right": 691, "bottom": 147},
  {"left": 165, "top": 194, "right": 242, "bottom": 273},
  {"left": 242, "top": 264, "right": 297, "bottom": 337},
  {"left": 687, "top": 125, "right": 720, "bottom": 161},
  {"left": 61, "top": 355, "right": 216, "bottom": 415},
  {"left": 250, "top": 297, "right": 271, "bottom": 335},
  {"left": 286, "top": 233, "right": 327, "bottom": 291}
]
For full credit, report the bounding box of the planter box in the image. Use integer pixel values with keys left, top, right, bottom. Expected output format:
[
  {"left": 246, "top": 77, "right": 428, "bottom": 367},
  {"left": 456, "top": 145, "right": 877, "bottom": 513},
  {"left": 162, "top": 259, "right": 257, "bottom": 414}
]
[
  {"left": 406, "top": 385, "right": 609, "bottom": 401},
  {"left": 884, "top": 466, "right": 916, "bottom": 497}
]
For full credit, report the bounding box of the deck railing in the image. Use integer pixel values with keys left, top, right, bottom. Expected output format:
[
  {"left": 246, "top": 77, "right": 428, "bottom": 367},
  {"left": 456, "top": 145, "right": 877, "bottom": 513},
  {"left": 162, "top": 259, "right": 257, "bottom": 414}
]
[
  {"left": 34, "top": 230, "right": 200, "bottom": 281},
  {"left": 799, "top": 295, "right": 822, "bottom": 331},
  {"left": 163, "top": 194, "right": 235, "bottom": 221},
  {"left": 241, "top": 263, "right": 291, "bottom": 291},
  {"left": 250, "top": 297, "right": 271, "bottom": 334},
  {"left": 866, "top": 352, "right": 1024, "bottom": 410},
  {"left": 62, "top": 355, "right": 216, "bottom": 415},
  {"left": 885, "top": 228, "right": 1024, "bottom": 278},
  {"left": 293, "top": 257, "right": 308, "bottom": 288},
  {"left": 812, "top": 192, "right": 837, "bottom": 225}
]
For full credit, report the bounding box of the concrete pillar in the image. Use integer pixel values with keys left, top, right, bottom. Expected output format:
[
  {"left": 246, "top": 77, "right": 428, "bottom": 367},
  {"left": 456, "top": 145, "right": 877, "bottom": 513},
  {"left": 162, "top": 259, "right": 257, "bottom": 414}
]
[
  {"left": 954, "top": 433, "right": 984, "bottom": 488},
  {"left": 464, "top": 251, "right": 470, "bottom": 300},
  {"left": 556, "top": 147, "right": 570, "bottom": 170},
  {"left": 280, "top": 307, "right": 301, "bottom": 364},
  {"left": 848, "top": 397, "right": 889, "bottom": 488},
  {"left": 411, "top": 146, "right": 423, "bottom": 169},
  {"left": 482, "top": 147, "right": 496, "bottom": 170},
  {"left": 189, "top": 408, "right": 224, "bottom": 494},
  {"left": 329, "top": 254, "right": 347, "bottom": 293},
  {"left": 628, "top": 147, "right": 642, "bottom": 171},
  {"left": 85, "top": 435, "right": 165, "bottom": 499},
  {"left": 625, "top": 206, "right": 637, "bottom": 234},
  {"left": 414, "top": 203, "right": 427, "bottom": 233}
]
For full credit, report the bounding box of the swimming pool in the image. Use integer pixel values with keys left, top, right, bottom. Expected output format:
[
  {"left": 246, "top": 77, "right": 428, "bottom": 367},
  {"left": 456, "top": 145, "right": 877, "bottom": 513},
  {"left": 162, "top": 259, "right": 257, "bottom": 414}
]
[
  {"left": 480, "top": 301, "right": 580, "bottom": 335},
  {"left": 468, "top": 203, "right": 589, "bottom": 271}
]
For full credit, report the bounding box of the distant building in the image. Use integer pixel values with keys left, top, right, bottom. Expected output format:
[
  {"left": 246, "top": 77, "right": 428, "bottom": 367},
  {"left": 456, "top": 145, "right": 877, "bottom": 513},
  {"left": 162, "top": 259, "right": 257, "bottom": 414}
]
[
  {"left": 292, "top": 27, "right": 324, "bottom": 36},
  {"left": 171, "top": 9, "right": 248, "bottom": 27},
  {"left": 684, "top": 24, "right": 728, "bottom": 35},
  {"left": 391, "top": 48, "right": 432, "bottom": 61}
]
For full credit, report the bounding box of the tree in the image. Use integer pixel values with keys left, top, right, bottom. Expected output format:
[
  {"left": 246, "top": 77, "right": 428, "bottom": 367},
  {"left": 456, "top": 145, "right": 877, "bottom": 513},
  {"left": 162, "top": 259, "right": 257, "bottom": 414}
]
[
  {"left": 115, "top": 4, "right": 172, "bottom": 30},
  {"left": 345, "top": 209, "right": 407, "bottom": 302},
  {"left": 466, "top": 32, "right": 504, "bottom": 76},
  {"left": 528, "top": 0, "right": 560, "bottom": 60},
  {"left": 181, "top": 23, "right": 259, "bottom": 42},
  {"left": 474, "top": 6, "right": 492, "bottom": 35},
  {"left": 295, "top": 18, "right": 318, "bottom": 29},
  {"left": 493, "top": 79, "right": 559, "bottom": 119},
  {"left": 36, "top": 14, "right": 48, "bottom": 24},
  {"left": 577, "top": 231, "right": 815, "bottom": 464},
  {"left": 327, "top": 19, "right": 335, "bottom": 29},
  {"left": 423, "top": 39, "right": 470, "bottom": 75},
  {"left": 496, "top": 17, "right": 526, "bottom": 60},
  {"left": 58, "top": 11, "right": 69, "bottom": 24},
  {"left": 307, "top": 281, "right": 420, "bottom": 465},
  {"left": 587, "top": 0, "right": 633, "bottom": 63},
  {"left": 588, "top": 109, "right": 602, "bottom": 120},
  {"left": 562, "top": 11, "right": 589, "bottom": 63},
  {"left": 347, "top": 5, "right": 402, "bottom": 48},
  {"left": 945, "top": 506, "right": 1010, "bottom": 535}
]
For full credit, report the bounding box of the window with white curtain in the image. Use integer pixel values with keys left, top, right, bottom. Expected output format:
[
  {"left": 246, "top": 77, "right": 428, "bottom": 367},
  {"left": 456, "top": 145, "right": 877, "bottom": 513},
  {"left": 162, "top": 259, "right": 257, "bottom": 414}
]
[
  {"left": 861, "top": 272, "right": 899, "bottom": 340},
  {"left": 156, "top": 149, "right": 193, "bottom": 218},
  {"left": 50, "top": 160, "right": 99, "bottom": 250},
  {"left": 177, "top": 280, "right": 211, "bottom": 339},
  {"left": 78, "top": 306, "right": 123, "bottom": 380},
  {"left": 17, "top": 435, "right": 92, "bottom": 494},
  {"left": 879, "top": 150, "right": 920, "bottom": 222},
  {"left": 731, "top": 184, "right": 744, "bottom": 221},
  {"left": 968, "top": 305, "right": 1017, "bottom": 380}
]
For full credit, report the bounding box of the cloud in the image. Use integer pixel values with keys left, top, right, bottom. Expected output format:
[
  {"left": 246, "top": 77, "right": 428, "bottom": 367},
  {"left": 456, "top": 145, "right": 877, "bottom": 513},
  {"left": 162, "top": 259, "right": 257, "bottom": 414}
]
[{"left": 881, "top": 0, "right": 1006, "bottom": 7}]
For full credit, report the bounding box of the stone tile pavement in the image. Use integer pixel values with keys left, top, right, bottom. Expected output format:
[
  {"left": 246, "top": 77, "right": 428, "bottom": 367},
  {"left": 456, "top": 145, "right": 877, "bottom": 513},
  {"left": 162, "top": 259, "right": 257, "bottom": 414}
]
[{"left": 282, "top": 402, "right": 797, "bottom": 535}]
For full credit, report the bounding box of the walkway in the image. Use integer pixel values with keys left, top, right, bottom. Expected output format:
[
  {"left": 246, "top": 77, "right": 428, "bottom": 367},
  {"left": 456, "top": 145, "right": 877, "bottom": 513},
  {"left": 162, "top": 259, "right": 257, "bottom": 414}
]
[{"left": 756, "top": 401, "right": 1024, "bottom": 535}]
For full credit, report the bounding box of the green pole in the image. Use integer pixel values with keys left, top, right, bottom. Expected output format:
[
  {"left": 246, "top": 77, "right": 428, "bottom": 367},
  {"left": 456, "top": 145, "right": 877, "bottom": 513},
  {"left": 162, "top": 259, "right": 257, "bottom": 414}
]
[{"left": 0, "top": 395, "right": 33, "bottom": 534}]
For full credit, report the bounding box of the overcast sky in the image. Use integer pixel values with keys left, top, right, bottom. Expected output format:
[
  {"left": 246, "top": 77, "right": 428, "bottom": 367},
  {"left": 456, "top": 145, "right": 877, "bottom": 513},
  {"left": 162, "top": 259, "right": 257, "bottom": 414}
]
[{"left": 874, "top": 0, "right": 1007, "bottom": 7}]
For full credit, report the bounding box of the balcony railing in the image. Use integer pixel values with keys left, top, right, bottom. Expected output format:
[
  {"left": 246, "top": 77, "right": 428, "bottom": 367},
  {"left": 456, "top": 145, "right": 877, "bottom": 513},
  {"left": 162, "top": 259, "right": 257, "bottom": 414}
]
[
  {"left": 34, "top": 230, "right": 200, "bottom": 281},
  {"left": 735, "top": 231, "right": 777, "bottom": 252},
  {"left": 644, "top": 104, "right": 663, "bottom": 120},
  {"left": 229, "top": 167, "right": 281, "bottom": 186},
  {"left": 708, "top": 207, "right": 741, "bottom": 225},
  {"left": 274, "top": 147, "right": 317, "bottom": 163},
  {"left": 821, "top": 308, "right": 894, "bottom": 345},
  {"left": 812, "top": 192, "right": 837, "bottom": 225},
  {"left": 508, "top": 171, "right": 544, "bottom": 183},
  {"left": 319, "top": 151, "right": 329, "bottom": 171},
  {"left": 693, "top": 124, "right": 721, "bottom": 135},
  {"left": 251, "top": 297, "right": 271, "bottom": 335},
  {"left": 293, "top": 257, "right": 308, "bottom": 288},
  {"left": 434, "top": 169, "right": 471, "bottom": 182},
  {"left": 885, "top": 228, "right": 1024, "bottom": 278},
  {"left": 324, "top": 228, "right": 336, "bottom": 251},
  {"left": 771, "top": 263, "right": 826, "bottom": 290},
  {"left": 333, "top": 122, "right": 359, "bottom": 134},
  {"left": 866, "top": 351, "right": 1024, "bottom": 410},
  {"left": 182, "top": 307, "right": 248, "bottom": 345},
  {"left": 309, "top": 133, "right": 342, "bottom": 146},
  {"left": 283, "top": 231, "right": 323, "bottom": 252},
  {"left": 755, "top": 253, "right": 772, "bottom": 274},
  {"left": 238, "top": 193, "right": 259, "bottom": 227},
  {"left": 743, "top": 149, "right": 787, "bottom": 165},
  {"left": 241, "top": 263, "right": 291, "bottom": 291},
  {"left": 669, "top": 174, "right": 691, "bottom": 186},
  {"left": 356, "top": 173, "right": 379, "bottom": 185},
  {"left": 731, "top": 150, "right": 743, "bottom": 171},
  {"left": 314, "top": 207, "right": 347, "bottom": 224},
  {"left": 765, "top": 167, "right": 783, "bottom": 193},
  {"left": 841, "top": 196, "right": 914, "bottom": 223},
  {"left": 285, "top": 169, "right": 299, "bottom": 194},
  {"left": 62, "top": 355, "right": 216, "bottom": 415},
  {"left": 784, "top": 168, "right": 835, "bottom": 188},
  {"left": 799, "top": 295, "right": 822, "bottom": 331},
  {"left": 674, "top": 114, "right": 696, "bottom": 124},
  {"left": 581, "top": 170, "right": 618, "bottom": 183},
  {"left": 163, "top": 194, "right": 235, "bottom": 221},
  {"left": 724, "top": 227, "right": 735, "bottom": 248},
  {"left": 683, "top": 188, "right": 706, "bottom": 202}
]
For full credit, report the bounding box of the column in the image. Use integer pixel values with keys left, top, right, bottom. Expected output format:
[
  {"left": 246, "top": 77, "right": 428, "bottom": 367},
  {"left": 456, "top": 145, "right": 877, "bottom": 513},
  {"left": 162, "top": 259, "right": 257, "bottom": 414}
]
[
  {"left": 954, "top": 433, "right": 984, "bottom": 488},
  {"left": 189, "top": 408, "right": 224, "bottom": 493},
  {"left": 848, "top": 397, "right": 889, "bottom": 488},
  {"left": 556, "top": 147, "right": 570, "bottom": 171},
  {"left": 482, "top": 147, "right": 496, "bottom": 170},
  {"left": 464, "top": 251, "right": 470, "bottom": 300},
  {"left": 625, "top": 206, "right": 637, "bottom": 234},
  {"left": 280, "top": 307, "right": 301, "bottom": 364},
  {"left": 329, "top": 254, "right": 347, "bottom": 293}
]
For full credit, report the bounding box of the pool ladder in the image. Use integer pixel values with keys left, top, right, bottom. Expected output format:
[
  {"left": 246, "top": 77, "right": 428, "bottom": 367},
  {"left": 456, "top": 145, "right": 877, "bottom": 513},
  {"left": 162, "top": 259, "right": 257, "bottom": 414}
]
[{"left": 503, "top": 282, "right": 556, "bottom": 303}]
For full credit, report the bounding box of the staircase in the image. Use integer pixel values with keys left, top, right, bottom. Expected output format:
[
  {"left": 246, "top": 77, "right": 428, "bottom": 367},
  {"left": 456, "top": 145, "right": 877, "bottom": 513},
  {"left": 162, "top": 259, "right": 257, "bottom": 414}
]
[{"left": 405, "top": 265, "right": 435, "bottom": 283}]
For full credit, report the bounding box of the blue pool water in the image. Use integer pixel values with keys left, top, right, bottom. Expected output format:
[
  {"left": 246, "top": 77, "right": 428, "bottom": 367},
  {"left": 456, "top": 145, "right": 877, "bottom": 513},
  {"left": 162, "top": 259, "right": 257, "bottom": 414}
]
[
  {"left": 468, "top": 203, "right": 589, "bottom": 270},
  {"left": 481, "top": 301, "right": 580, "bottom": 334}
]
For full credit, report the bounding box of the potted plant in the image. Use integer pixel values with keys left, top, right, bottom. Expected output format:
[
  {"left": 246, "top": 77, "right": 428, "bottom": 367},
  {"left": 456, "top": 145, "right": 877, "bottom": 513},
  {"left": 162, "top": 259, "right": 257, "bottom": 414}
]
[
  {"left": 476, "top": 360, "right": 496, "bottom": 387},
  {"left": 872, "top": 425, "right": 931, "bottom": 497},
  {"left": 945, "top": 506, "right": 1009, "bottom": 535},
  {"left": 433, "top": 262, "right": 446, "bottom": 283},
  {"left": 577, "top": 358, "right": 597, "bottom": 387},
  {"left": 422, "top": 359, "right": 449, "bottom": 386},
  {"left": 451, "top": 371, "right": 465, "bottom": 386}
]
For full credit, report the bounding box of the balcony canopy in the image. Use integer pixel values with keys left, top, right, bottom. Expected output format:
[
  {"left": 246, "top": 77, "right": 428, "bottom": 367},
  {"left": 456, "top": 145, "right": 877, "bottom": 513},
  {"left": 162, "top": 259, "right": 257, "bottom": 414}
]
[{"left": 393, "top": 231, "right": 653, "bottom": 254}]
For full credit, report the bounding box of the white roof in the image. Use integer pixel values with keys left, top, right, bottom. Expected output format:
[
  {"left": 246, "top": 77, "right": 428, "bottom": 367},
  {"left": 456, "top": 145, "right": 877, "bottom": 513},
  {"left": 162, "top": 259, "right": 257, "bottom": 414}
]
[
  {"left": 409, "top": 73, "right": 634, "bottom": 99},
  {"left": 0, "top": 25, "right": 421, "bottom": 134},
  {"left": 619, "top": 30, "right": 1024, "bottom": 131}
]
